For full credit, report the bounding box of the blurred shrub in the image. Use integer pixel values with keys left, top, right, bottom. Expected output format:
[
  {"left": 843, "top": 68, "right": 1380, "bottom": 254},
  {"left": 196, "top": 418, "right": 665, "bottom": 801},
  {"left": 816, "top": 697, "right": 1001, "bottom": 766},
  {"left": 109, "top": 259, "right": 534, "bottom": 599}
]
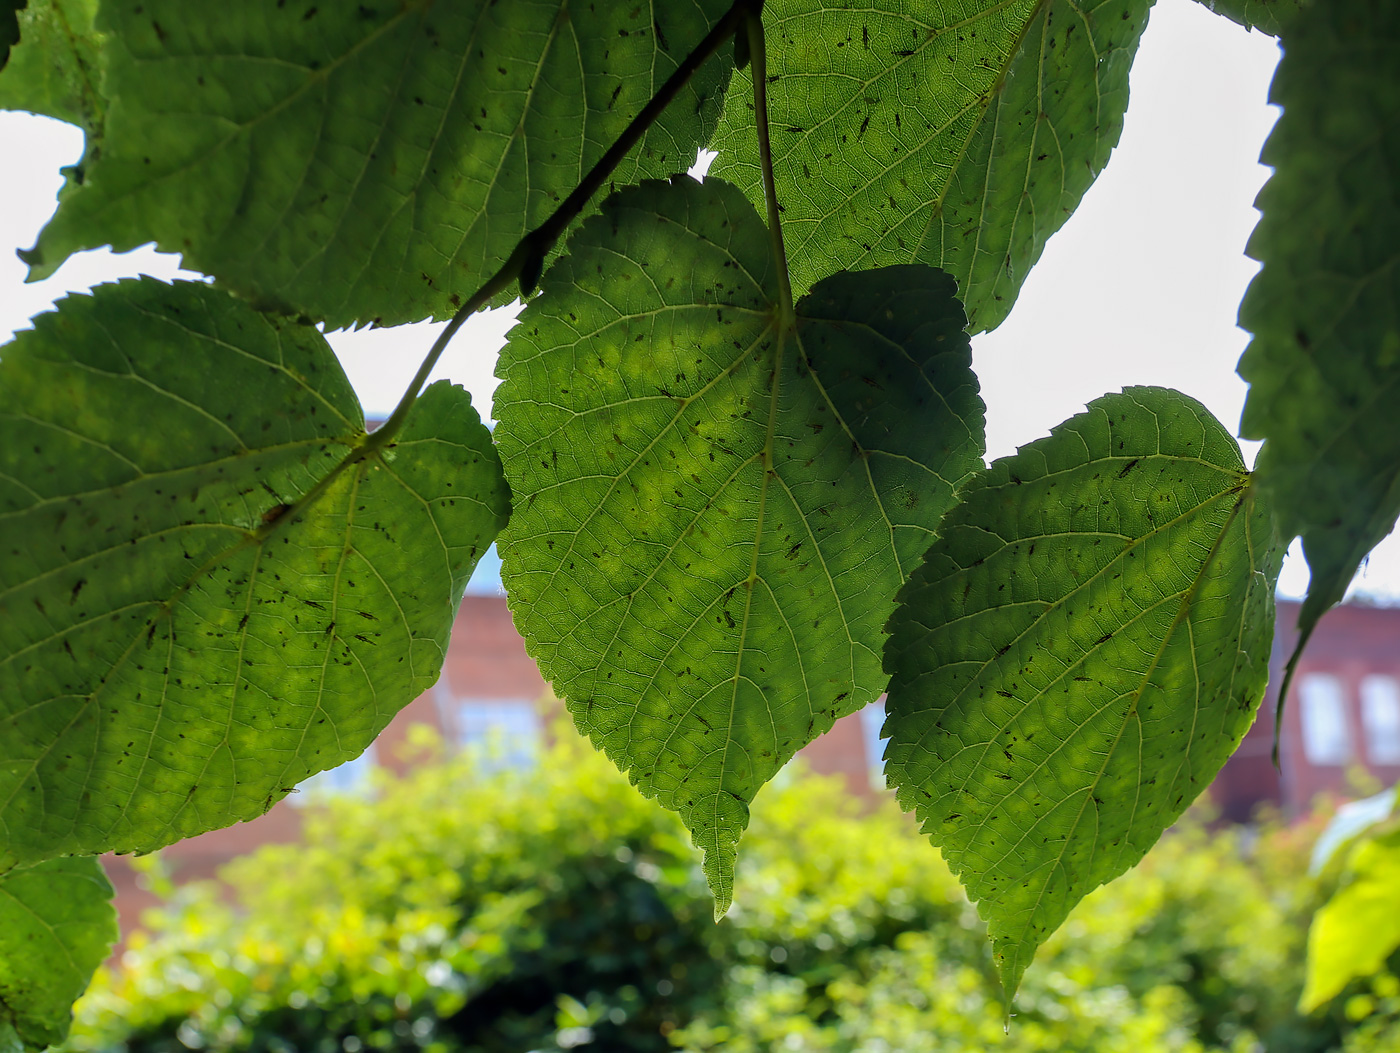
[{"left": 65, "top": 727, "right": 1399, "bottom": 1053}]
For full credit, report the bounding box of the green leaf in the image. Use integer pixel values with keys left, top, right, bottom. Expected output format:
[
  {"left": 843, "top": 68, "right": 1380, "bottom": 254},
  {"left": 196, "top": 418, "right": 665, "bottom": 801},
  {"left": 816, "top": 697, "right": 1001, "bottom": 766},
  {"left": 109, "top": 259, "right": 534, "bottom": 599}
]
[
  {"left": 883, "top": 387, "right": 1282, "bottom": 1000},
  {"left": 1302, "top": 827, "right": 1400, "bottom": 1012},
  {"left": 0, "top": 0, "right": 104, "bottom": 131},
  {"left": 21, "top": 0, "right": 735, "bottom": 328},
  {"left": 495, "top": 177, "right": 985, "bottom": 910},
  {"left": 707, "top": 0, "right": 1152, "bottom": 333},
  {"left": 0, "top": 279, "right": 509, "bottom": 871},
  {"left": 1237, "top": 0, "right": 1400, "bottom": 640},
  {"left": 0, "top": 857, "right": 117, "bottom": 1051},
  {"left": 1188, "top": 0, "right": 1301, "bottom": 36}
]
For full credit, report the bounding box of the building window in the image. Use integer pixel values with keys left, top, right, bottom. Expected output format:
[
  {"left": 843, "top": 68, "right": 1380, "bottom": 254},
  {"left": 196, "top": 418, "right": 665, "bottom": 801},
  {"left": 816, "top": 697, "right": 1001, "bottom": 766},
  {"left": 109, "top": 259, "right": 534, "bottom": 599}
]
[
  {"left": 859, "top": 699, "right": 889, "bottom": 789},
  {"left": 439, "top": 694, "right": 541, "bottom": 770},
  {"left": 1299, "top": 674, "right": 1352, "bottom": 766},
  {"left": 291, "top": 745, "right": 377, "bottom": 804},
  {"left": 1361, "top": 675, "right": 1400, "bottom": 764}
]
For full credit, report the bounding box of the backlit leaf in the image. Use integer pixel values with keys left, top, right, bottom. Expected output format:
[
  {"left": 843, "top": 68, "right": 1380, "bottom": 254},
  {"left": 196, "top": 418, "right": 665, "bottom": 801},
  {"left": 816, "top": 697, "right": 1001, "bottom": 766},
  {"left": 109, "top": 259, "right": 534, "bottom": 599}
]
[
  {"left": 1237, "top": 0, "right": 1400, "bottom": 640},
  {"left": 708, "top": 0, "right": 1152, "bottom": 333},
  {"left": 22, "top": 0, "right": 734, "bottom": 328},
  {"left": 0, "top": 279, "right": 508, "bottom": 870},
  {"left": 495, "top": 177, "right": 984, "bottom": 909},
  {"left": 1301, "top": 827, "right": 1400, "bottom": 1012},
  {"left": 0, "top": 0, "right": 104, "bottom": 131},
  {"left": 0, "top": 857, "right": 116, "bottom": 1051},
  {"left": 884, "top": 387, "right": 1282, "bottom": 1000}
]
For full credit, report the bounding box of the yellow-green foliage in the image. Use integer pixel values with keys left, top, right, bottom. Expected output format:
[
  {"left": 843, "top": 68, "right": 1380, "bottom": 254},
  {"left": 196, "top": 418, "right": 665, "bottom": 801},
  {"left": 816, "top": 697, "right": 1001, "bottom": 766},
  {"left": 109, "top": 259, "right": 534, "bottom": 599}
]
[{"left": 66, "top": 733, "right": 1398, "bottom": 1053}]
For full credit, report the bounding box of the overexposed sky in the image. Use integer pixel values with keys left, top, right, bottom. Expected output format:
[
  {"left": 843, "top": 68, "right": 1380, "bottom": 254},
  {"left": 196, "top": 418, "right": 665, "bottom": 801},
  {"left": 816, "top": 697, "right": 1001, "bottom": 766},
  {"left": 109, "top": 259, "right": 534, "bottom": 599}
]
[{"left": 2, "top": 0, "right": 1397, "bottom": 603}]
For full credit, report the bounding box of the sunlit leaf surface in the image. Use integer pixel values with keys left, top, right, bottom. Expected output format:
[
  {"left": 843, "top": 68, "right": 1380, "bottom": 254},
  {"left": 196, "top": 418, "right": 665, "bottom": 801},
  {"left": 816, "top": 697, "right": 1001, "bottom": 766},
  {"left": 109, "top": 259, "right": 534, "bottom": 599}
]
[
  {"left": 496, "top": 177, "right": 984, "bottom": 909},
  {"left": 0, "top": 279, "right": 508, "bottom": 869},
  {"left": 884, "top": 387, "right": 1281, "bottom": 999},
  {"left": 0, "top": 857, "right": 116, "bottom": 1051},
  {"left": 22, "top": 0, "right": 734, "bottom": 327},
  {"left": 709, "top": 0, "right": 1152, "bottom": 332}
]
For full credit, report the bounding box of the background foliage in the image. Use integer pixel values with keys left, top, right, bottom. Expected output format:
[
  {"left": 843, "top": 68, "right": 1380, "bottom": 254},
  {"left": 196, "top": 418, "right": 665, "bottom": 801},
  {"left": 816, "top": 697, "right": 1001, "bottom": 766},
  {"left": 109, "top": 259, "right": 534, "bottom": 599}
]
[
  {"left": 1, "top": 0, "right": 1398, "bottom": 1039},
  {"left": 60, "top": 736, "right": 1400, "bottom": 1053}
]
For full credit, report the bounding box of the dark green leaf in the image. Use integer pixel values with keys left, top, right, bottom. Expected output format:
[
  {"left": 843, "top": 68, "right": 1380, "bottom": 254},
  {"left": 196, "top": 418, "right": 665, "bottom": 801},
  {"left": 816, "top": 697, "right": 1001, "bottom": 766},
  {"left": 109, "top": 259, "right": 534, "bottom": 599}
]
[
  {"left": 0, "top": 0, "right": 104, "bottom": 131},
  {"left": 495, "top": 178, "right": 984, "bottom": 909},
  {"left": 708, "top": 0, "right": 1152, "bottom": 333},
  {"left": 22, "top": 0, "right": 735, "bottom": 328},
  {"left": 884, "top": 387, "right": 1282, "bottom": 1000},
  {"left": 0, "top": 1, "right": 24, "bottom": 74},
  {"left": 0, "top": 857, "right": 116, "bottom": 1051},
  {"left": 1238, "top": 0, "right": 1400, "bottom": 640},
  {"left": 1189, "top": 0, "right": 1301, "bottom": 36},
  {"left": 0, "top": 279, "right": 509, "bottom": 871}
]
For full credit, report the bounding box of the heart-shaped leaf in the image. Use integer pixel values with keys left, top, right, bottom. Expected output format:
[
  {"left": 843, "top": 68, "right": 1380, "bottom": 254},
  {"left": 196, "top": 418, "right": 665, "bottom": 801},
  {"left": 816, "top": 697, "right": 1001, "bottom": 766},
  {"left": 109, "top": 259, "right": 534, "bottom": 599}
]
[
  {"left": 0, "top": 279, "right": 509, "bottom": 870},
  {"left": 884, "top": 387, "right": 1282, "bottom": 1000},
  {"left": 708, "top": 0, "right": 1152, "bottom": 333},
  {"left": 494, "top": 177, "right": 984, "bottom": 909}
]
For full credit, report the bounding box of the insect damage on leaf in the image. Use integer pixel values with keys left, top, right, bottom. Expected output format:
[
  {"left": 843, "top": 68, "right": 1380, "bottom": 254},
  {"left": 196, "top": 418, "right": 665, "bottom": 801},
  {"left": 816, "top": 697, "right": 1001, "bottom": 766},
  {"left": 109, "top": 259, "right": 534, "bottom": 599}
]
[
  {"left": 884, "top": 387, "right": 1283, "bottom": 1002},
  {"left": 494, "top": 176, "right": 985, "bottom": 912}
]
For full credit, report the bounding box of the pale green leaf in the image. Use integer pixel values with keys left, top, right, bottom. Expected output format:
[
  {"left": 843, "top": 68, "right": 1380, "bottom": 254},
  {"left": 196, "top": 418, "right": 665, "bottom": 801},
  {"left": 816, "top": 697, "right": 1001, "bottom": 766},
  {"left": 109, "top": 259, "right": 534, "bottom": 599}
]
[
  {"left": 0, "top": 0, "right": 104, "bottom": 131},
  {"left": 0, "top": 279, "right": 509, "bottom": 870},
  {"left": 1302, "top": 828, "right": 1400, "bottom": 1012},
  {"left": 22, "top": 0, "right": 734, "bottom": 328},
  {"left": 884, "top": 387, "right": 1282, "bottom": 1000},
  {"left": 708, "top": 0, "right": 1152, "bottom": 333},
  {"left": 0, "top": 857, "right": 116, "bottom": 1051},
  {"left": 495, "top": 177, "right": 984, "bottom": 910},
  {"left": 1238, "top": 0, "right": 1400, "bottom": 639}
]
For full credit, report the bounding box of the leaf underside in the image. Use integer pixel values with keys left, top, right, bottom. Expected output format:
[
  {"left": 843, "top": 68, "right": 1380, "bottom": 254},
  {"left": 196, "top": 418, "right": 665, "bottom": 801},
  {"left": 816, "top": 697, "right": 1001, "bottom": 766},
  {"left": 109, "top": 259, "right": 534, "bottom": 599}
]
[
  {"left": 495, "top": 177, "right": 985, "bottom": 910},
  {"left": 883, "top": 386, "right": 1281, "bottom": 1000},
  {"left": 21, "top": 0, "right": 734, "bottom": 328},
  {"left": 0, "top": 0, "right": 103, "bottom": 131},
  {"left": 708, "top": 0, "right": 1152, "bottom": 333},
  {"left": 1237, "top": 0, "right": 1400, "bottom": 639},
  {"left": 0, "top": 856, "right": 116, "bottom": 1051},
  {"left": 0, "top": 279, "right": 509, "bottom": 871}
]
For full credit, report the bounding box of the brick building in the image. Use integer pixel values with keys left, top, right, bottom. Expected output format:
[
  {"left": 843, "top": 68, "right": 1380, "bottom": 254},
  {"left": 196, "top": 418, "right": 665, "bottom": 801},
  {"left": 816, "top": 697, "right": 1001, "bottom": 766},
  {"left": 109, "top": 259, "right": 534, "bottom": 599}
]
[{"left": 102, "top": 578, "right": 1400, "bottom": 934}]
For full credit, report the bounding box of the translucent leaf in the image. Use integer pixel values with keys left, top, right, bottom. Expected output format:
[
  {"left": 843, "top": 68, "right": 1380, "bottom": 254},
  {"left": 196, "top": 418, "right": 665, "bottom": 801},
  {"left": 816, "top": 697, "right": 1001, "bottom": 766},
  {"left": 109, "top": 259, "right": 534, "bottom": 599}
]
[
  {"left": 708, "top": 0, "right": 1151, "bottom": 333},
  {"left": 0, "top": 0, "right": 104, "bottom": 131},
  {"left": 0, "top": 279, "right": 509, "bottom": 870},
  {"left": 1237, "top": 0, "right": 1400, "bottom": 641},
  {"left": 0, "top": 857, "right": 116, "bottom": 1051},
  {"left": 1302, "top": 828, "right": 1400, "bottom": 1012},
  {"left": 883, "top": 387, "right": 1282, "bottom": 1000},
  {"left": 22, "top": 0, "right": 734, "bottom": 328},
  {"left": 495, "top": 177, "right": 985, "bottom": 909}
]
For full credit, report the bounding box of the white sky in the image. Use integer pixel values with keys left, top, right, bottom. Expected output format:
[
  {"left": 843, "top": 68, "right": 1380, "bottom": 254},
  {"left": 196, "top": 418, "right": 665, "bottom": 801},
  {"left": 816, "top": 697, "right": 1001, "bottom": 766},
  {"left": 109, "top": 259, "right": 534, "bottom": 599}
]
[{"left": 2, "top": 0, "right": 1397, "bottom": 604}]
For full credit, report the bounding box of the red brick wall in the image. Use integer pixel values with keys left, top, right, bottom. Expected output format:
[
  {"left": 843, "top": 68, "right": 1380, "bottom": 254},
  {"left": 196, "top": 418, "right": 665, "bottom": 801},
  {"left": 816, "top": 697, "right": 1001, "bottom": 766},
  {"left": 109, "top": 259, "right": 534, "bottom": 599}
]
[{"left": 107, "top": 593, "right": 1400, "bottom": 939}]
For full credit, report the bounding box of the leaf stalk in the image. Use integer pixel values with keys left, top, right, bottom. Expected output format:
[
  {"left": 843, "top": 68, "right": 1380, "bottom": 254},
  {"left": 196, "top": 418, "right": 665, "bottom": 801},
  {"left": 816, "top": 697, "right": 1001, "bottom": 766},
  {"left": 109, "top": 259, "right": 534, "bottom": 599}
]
[
  {"left": 278, "top": 0, "right": 761, "bottom": 535},
  {"left": 744, "top": 5, "right": 795, "bottom": 328}
]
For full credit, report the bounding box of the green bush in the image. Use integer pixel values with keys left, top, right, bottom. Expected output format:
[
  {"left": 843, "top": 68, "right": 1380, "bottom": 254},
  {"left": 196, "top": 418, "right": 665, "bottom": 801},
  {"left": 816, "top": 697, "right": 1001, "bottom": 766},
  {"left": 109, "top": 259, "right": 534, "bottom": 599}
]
[{"left": 66, "top": 729, "right": 1398, "bottom": 1053}]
